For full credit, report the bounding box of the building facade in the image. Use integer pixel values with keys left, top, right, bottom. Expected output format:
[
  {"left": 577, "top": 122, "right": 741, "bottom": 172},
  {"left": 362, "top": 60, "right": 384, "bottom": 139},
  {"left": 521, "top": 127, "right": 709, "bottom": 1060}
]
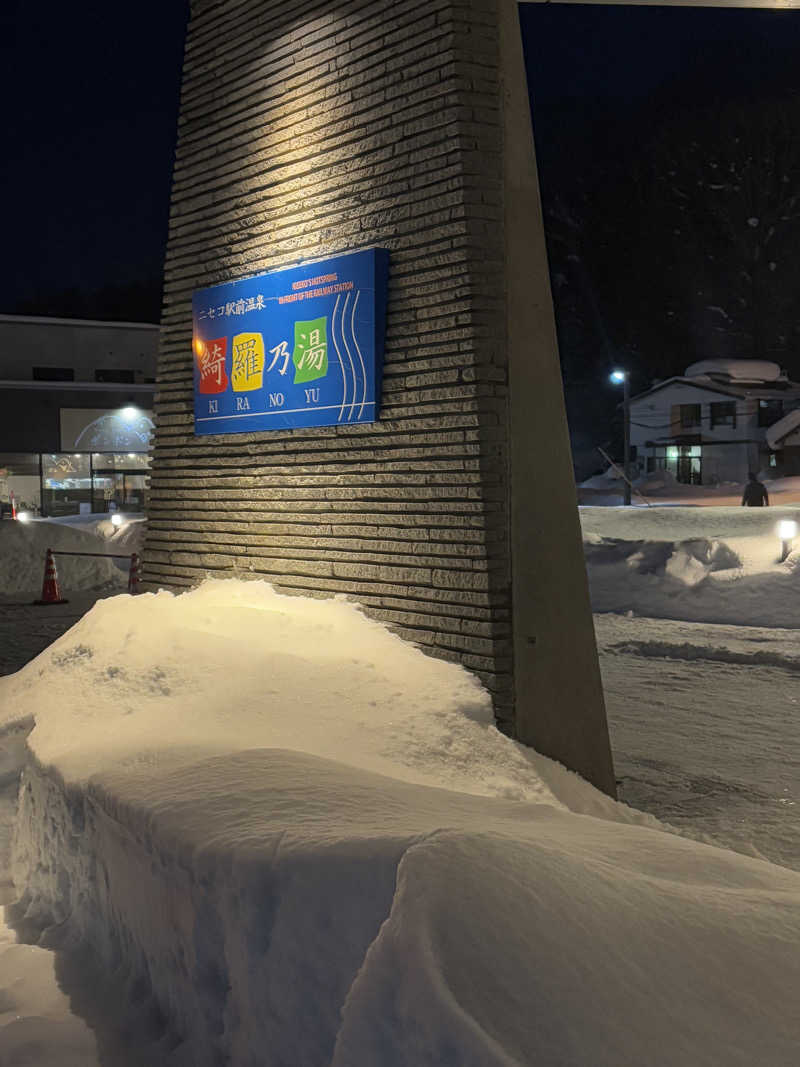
[
  {"left": 629, "top": 361, "right": 800, "bottom": 486},
  {"left": 0, "top": 315, "right": 157, "bottom": 516}
]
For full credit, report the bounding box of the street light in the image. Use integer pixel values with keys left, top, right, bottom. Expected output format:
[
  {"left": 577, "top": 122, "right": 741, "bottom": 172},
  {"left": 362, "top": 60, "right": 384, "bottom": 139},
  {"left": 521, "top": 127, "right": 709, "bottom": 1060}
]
[
  {"left": 610, "top": 369, "right": 631, "bottom": 506},
  {"left": 777, "top": 519, "right": 797, "bottom": 563}
]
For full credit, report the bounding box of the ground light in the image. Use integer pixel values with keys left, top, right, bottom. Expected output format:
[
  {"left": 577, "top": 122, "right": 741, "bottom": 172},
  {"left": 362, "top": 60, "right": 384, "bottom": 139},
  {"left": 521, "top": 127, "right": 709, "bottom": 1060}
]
[
  {"left": 16, "top": 511, "right": 32, "bottom": 523},
  {"left": 609, "top": 369, "right": 631, "bottom": 506},
  {"left": 111, "top": 513, "right": 125, "bottom": 527},
  {"left": 777, "top": 519, "right": 797, "bottom": 563}
]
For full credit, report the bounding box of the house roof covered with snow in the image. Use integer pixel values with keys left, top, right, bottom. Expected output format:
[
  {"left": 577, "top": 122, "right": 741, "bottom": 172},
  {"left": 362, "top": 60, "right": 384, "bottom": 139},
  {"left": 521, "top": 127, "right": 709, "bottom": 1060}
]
[
  {"left": 684, "top": 359, "right": 785, "bottom": 384},
  {"left": 766, "top": 408, "right": 800, "bottom": 449},
  {"left": 630, "top": 359, "right": 800, "bottom": 406}
]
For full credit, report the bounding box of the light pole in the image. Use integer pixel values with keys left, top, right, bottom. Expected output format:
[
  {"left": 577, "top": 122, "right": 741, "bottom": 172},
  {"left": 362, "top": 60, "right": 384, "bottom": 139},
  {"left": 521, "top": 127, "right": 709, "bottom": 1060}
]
[
  {"left": 610, "top": 370, "right": 631, "bottom": 506},
  {"left": 777, "top": 520, "right": 798, "bottom": 564}
]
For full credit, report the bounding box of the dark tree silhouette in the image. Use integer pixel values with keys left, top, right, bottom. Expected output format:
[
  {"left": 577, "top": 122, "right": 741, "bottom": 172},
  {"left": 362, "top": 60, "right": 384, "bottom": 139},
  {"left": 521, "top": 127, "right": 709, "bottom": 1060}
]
[{"left": 644, "top": 94, "right": 800, "bottom": 368}]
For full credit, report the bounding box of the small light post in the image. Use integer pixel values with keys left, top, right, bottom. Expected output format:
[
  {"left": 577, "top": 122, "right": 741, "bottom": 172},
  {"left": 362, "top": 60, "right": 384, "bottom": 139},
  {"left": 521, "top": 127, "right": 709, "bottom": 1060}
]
[
  {"left": 610, "top": 369, "right": 631, "bottom": 506},
  {"left": 777, "top": 520, "right": 797, "bottom": 563}
]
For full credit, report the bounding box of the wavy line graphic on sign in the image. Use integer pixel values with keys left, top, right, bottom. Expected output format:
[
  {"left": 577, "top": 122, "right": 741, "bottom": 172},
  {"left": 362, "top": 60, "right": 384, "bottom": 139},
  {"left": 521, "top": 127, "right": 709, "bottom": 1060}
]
[
  {"left": 351, "top": 290, "right": 368, "bottom": 419},
  {"left": 331, "top": 295, "right": 348, "bottom": 422},
  {"left": 340, "top": 292, "right": 358, "bottom": 422}
]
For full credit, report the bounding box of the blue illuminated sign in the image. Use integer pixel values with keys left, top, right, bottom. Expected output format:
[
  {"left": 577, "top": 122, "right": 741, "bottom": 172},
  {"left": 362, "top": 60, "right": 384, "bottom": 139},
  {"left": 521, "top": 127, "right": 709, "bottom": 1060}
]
[{"left": 191, "top": 248, "right": 389, "bottom": 435}]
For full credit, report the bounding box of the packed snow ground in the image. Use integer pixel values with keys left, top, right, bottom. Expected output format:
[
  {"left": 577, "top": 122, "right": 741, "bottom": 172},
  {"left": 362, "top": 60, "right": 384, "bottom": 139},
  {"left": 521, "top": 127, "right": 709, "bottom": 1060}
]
[
  {"left": 0, "top": 508, "right": 799, "bottom": 1063},
  {"left": 580, "top": 502, "right": 800, "bottom": 870}
]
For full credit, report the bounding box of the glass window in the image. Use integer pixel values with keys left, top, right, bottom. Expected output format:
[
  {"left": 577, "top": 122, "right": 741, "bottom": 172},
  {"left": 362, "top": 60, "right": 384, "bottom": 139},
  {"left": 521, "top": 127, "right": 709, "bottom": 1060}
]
[
  {"left": 95, "top": 369, "right": 135, "bottom": 383},
  {"left": 91, "top": 452, "right": 151, "bottom": 471},
  {"left": 33, "top": 366, "right": 74, "bottom": 381},
  {"left": 0, "top": 453, "right": 41, "bottom": 517},
  {"left": 92, "top": 471, "right": 148, "bottom": 513},
  {"left": 41, "top": 453, "right": 92, "bottom": 517},
  {"left": 648, "top": 444, "right": 702, "bottom": 485},
  {"left": 710, "top": 402, "right": 736, "bottom": 428},
  {"left": 679, "top": 404, "right": 701, "bottom": 429},
  {"left": 758, "top": 399, "right": 783, "bottom": 427}
]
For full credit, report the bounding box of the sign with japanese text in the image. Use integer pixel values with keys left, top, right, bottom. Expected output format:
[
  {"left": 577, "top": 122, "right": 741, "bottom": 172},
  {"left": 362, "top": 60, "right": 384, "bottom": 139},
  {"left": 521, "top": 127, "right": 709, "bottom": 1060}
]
[{"left": 192, "top": 248, "right": 389, "bottom": 435}]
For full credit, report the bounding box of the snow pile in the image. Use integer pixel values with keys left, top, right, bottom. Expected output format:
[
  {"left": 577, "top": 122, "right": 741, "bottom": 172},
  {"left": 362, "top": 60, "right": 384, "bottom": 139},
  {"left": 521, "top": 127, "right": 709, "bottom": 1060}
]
[
  {"left": 581, "top": 505, "right": 800, "bottom": 625},
  {"left": 2, "top": 580, "right": 800, "bottom": 1064},
  {"left": 0, "top": 518, "right": 145, "bottom": 598},
  {"left": 1, "top": 580, "right": 579, "bottom": 805}
]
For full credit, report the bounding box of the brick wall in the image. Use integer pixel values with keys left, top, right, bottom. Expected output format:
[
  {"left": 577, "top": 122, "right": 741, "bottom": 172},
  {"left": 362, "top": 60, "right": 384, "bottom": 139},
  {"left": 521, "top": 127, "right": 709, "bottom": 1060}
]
[{"left": 144, "top": 0, "right": 515, "bottom": 727}]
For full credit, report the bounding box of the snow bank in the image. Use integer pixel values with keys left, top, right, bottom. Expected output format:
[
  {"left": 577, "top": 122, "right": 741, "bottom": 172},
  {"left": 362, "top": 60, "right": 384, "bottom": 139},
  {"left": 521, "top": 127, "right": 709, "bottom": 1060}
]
[
  {"left": 3, "top": 580, "right": 800, "bottom": 1064},
  {"left": 0, "top": 580, "right": 581, "bottom": 805},
  {"left": 16, "top": 750, "right": 800, "bottom": 1067},
  {"left": 0, "top": 517, "right": 145, "bottom": 598},
  {"left": 581, "top": 505, "right": 800, "bottom": 626}
]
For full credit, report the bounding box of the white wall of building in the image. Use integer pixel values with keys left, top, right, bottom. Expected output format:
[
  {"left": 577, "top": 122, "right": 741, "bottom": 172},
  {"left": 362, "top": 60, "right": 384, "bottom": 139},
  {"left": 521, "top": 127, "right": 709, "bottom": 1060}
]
[
  {"left": 0, "top": 316, "right": 159, "bottom": 382},
  {"left": 630, "top": 382, "right": 758, "bottom": 447},
  {"left": 629, "top": 381, "right": 766, "bottom": 484}
]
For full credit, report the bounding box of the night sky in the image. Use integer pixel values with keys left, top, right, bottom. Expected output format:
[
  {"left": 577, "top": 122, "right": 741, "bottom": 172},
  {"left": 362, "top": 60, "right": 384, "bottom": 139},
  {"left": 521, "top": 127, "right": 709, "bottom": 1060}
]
[
  {"left": 523, "top": 4, "right": 800, "bottom": 202},
  {"left": 521, "top": 4, "right": 800, "bottom": 450},
  {"left": 3, "top": 0, "right": 800, "bottom": 358},
  {"left": 0, "top": 0, "right": 189, "bottom": 321}
]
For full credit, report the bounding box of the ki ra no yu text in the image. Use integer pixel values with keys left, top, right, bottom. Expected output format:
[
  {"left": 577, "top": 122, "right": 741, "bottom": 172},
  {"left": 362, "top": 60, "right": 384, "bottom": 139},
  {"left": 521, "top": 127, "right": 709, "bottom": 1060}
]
[{"left": 197, "top": 325, "right": 327, "bottom": 415}]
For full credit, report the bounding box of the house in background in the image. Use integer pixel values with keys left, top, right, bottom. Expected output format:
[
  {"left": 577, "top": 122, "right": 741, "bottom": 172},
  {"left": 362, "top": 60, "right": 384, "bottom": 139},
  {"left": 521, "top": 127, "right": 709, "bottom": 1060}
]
[
  {"left": 765, "top": 408, "right": 800, "bottom": 475},
  {"left": 0, "top": 315, "right": 158, "bottom": 517},
  {"left": 628, "top": 359, "right": 800, "bottom": 486}
]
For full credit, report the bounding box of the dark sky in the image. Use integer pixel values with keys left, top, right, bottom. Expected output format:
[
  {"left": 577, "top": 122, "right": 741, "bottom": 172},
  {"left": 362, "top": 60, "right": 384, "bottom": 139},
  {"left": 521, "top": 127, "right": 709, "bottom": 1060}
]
[
  {"left": 522, "top": 3, "right": 800, "bottom": 191},
  {"left": 519, "top": 4, "right": 800, "bottom": 452},
  {"left": 0, "top": 0, "right": 189, "bottom": 320},
  {"left": 3, "top": 2, "right": 800, "bottom": 324}
]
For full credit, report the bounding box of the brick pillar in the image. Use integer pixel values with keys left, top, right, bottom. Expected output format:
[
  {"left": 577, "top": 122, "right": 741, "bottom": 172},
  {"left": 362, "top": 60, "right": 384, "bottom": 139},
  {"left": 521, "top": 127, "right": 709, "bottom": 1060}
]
[{"left": 145, "top": 0, "right": 616, "bottom": 795}]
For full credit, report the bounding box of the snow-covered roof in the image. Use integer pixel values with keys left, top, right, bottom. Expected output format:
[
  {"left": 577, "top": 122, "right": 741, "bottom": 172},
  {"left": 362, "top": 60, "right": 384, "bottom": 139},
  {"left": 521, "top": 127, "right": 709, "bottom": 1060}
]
[
  {"left": 630, "top": 375, "right": 800, "bottom": 406},
  {"left": 766, "top": 408, "right": 800, "bottom": 449},
  {"left": 685, "top": 359, "right": 785, "bottom": 384},
  {"left": 629, "top": 377, "right": 749, "bottom": 404}
]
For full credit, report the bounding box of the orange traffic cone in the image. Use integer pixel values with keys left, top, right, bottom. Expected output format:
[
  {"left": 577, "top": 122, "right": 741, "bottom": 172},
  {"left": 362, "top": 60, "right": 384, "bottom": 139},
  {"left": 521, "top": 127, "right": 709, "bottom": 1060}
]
[
  {"left": 128, "top": 552, "right": 141, "bottom": 595},
  {"left": 34, "top": 549, "right": 69, "bottom": 605},
  {"left": 10, "top": 491, "right": 16, "bottom": 520}
]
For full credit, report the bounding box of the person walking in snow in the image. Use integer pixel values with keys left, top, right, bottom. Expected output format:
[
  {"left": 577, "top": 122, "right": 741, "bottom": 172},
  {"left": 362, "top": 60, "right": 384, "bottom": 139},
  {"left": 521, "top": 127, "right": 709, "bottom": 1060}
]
[{"left": 741, "top": 472, "right": 769, "bottom": 507}]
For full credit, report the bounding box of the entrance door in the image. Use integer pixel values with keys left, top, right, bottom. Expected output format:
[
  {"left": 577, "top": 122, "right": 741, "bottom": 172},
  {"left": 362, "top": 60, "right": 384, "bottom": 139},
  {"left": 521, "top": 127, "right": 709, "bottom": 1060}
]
[
  {"left": 676, "top": 448, "right": 702, "bottom": 485},
  {"left": 92, "top": 471, "right": 147, "bottom": 512},
  {"left": 676, "top": 456, "right": 692, "bottom": 484}
]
